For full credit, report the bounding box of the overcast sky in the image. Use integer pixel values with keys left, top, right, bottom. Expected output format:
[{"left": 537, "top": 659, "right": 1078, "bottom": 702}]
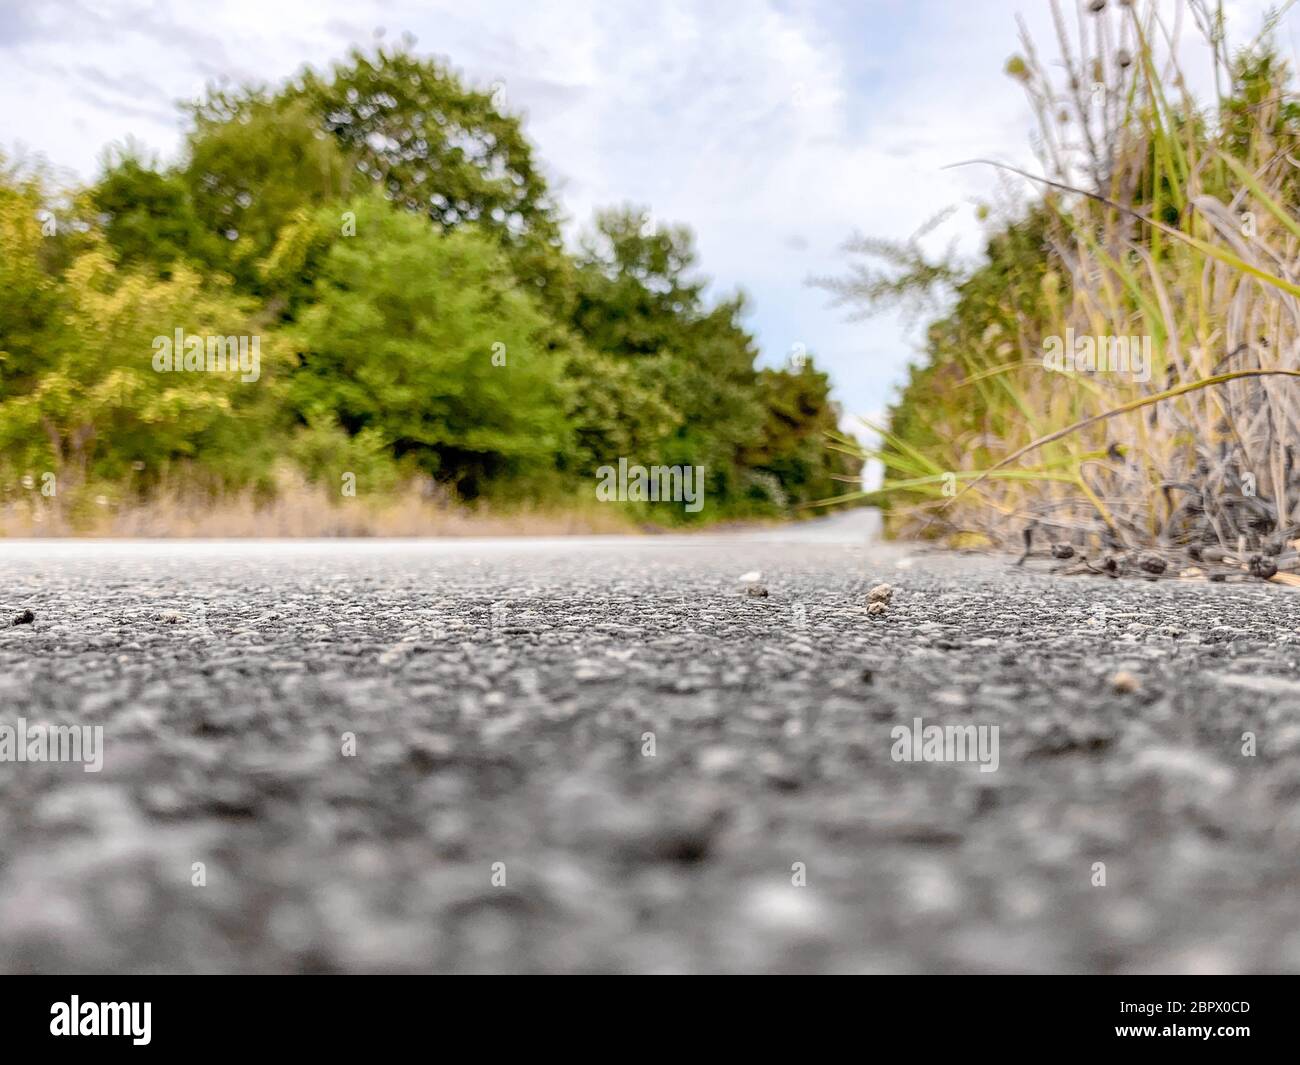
[{"left": 2, "top": 0, "right": 1293, "bottom": 429}]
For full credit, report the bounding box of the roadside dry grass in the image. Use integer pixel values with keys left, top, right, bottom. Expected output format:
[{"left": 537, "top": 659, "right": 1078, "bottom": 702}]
[
  {"left": 825, "top": 0, "right": 1300, "bottom": 559},
  {"left": 0, "top": 476, "right": 643, "bottom": 538}
]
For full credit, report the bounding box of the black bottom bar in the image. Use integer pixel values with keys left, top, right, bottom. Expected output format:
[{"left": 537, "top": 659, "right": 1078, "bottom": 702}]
[{"left": 0, "top": 976, "right": 1291, "bottom": 1052}]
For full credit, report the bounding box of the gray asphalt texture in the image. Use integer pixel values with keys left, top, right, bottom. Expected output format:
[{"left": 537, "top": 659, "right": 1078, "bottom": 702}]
[{"left": 3, "top": 521, "right": 1300, "bottom": 974}]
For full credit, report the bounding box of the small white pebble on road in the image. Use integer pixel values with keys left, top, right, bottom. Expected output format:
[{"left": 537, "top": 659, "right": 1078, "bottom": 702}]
[{"left": 1111, "top": 670, "right": 1140, "bottom": 693}]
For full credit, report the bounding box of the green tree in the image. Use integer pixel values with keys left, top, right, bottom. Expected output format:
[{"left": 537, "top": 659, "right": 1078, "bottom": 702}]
[
  {"left": 0, "top": 241, "right": 283, "bottom": 507},
  {"left": 289, "top": 195, "right": 572, "bottom": 500},
  {"left": 0, "top": 159, "right": 66, "bottom": 395},
  {"left": 746, "top": 359, "right": 858, "bottom": 510},
  {"left": 572, "top": 206, "right": 768, "bottom": 516},
  {"left": 190, "top": 46, "right": 557, "bottom": 245},
  {"left": 91, "top": 146, "right": 217, "bottom": 276},
  {"left": 183, "top": 98, "right": 353, "bottom": 291}
]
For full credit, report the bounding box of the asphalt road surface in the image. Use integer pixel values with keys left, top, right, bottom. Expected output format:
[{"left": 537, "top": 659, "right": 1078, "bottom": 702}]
[{"left": 3, "top": 517, "right": 1300, "bottom": 974}]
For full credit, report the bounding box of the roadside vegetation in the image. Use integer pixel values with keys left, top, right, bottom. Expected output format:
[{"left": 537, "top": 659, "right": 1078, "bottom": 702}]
[
  {"left": 827, "top": 0, "right": 1300, "bottom": 563},
  {"left": 0, "top": 46, "right": 860, "bottom": 534}
]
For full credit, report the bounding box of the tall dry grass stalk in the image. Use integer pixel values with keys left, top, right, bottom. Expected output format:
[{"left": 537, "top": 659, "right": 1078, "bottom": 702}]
[{"left": 831, "top": 0, "right": 1300, "bottom": 557}]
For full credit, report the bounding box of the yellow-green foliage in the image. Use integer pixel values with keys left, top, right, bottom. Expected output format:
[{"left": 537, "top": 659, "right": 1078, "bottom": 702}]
[{"left": 0, "top": 242, "right": 285, "bottom": 509}]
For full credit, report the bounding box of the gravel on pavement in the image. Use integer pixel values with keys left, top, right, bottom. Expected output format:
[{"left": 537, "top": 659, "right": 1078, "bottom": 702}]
[{"left": 2, "top": 526, "right": 1299, "bottom": 974}]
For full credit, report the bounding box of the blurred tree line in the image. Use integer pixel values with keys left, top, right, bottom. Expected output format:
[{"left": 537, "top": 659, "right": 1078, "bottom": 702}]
[{"left": 0, "top": 45, "right": 860, "bottom": 524}]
